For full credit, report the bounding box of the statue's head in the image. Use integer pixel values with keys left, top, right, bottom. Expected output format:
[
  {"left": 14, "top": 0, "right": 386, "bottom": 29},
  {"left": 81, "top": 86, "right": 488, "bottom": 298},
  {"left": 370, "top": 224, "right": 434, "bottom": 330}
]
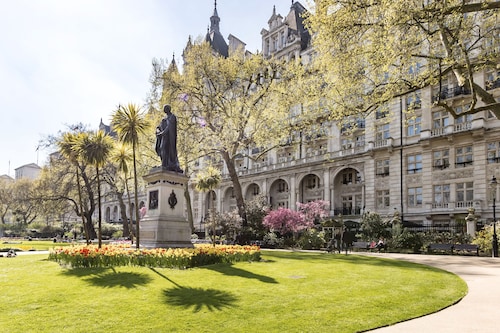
[{"left": 163, "top": 104, "right": 171, "bottom": 114}]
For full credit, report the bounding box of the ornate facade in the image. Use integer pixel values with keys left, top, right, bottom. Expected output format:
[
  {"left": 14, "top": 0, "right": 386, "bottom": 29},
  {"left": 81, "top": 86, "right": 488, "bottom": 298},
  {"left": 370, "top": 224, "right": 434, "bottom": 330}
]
[{"left": 189, "top": 1, "right": 500, "bottom": 232}]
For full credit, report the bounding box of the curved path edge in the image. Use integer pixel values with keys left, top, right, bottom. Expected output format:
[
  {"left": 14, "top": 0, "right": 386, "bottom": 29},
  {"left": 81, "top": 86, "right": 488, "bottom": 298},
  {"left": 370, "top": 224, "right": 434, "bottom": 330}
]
[{"left": 363, "top": 253, "right": 500, "bottom": 333}]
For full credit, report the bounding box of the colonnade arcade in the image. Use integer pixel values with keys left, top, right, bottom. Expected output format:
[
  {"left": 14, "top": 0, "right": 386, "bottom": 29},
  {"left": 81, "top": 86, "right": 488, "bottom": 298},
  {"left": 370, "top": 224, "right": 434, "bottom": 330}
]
[{"left": 198, "top": 166, "right": 366, "bottom": 220}]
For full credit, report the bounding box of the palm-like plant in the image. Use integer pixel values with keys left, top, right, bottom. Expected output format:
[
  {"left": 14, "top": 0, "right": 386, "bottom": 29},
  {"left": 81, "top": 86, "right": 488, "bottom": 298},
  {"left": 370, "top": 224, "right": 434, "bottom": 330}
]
[
  {"left": 111, "top": 103, "right": 149, "bottom": 249},
  {"left": 75, "top": 130, "right": 114, "bottom": 248},
  {"left": 111, "top": 142, "right": 134, "bottom": 243},
  {"left": 195, "top": 166, "right": 222, "bottom": 246},
  {"left": 58, "top": 132, "right": 90, "bottom": 244}
]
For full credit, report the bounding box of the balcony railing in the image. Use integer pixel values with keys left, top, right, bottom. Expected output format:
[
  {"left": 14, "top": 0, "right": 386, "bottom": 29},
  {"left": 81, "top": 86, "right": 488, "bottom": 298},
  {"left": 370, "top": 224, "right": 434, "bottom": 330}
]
[
  {"left": 432, "top": 202, "right": 449, "bottom": 209},
  {"left": 333, "top": 207, "right": 361, "bottom": 216},
  {"left": 431, "top": 127, "right": 446, "bottom": 137},
  {"left": 455, "top": 201, "right": 474, "bottom": 208},
  {"left": 454, "top": 122, "right": 472, "bottom": 132},
  {"left": 432, "top": 86, "right": 471, "bottom": 102},
  {"left": 455, "top": 161, "right": 473, "bottom": 168}
]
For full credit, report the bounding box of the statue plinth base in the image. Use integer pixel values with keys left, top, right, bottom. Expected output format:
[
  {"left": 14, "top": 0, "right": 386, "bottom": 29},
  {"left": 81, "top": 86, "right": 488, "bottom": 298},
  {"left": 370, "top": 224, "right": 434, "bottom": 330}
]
[{"left": 140, "top": 168, "right": 193, "bottom": 249}]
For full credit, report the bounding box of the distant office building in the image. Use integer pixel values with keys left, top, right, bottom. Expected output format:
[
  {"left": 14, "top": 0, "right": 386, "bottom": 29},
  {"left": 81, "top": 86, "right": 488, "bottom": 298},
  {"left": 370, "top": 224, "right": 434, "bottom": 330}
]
[{"left": 14, "top": 163, "right": 41, "bottom": 180}]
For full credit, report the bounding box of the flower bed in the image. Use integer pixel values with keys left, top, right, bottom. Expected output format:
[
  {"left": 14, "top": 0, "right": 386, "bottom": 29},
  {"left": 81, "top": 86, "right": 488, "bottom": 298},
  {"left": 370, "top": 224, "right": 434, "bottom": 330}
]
[{"left": 48, "top": 244, "right": 260, "bottom": 269}]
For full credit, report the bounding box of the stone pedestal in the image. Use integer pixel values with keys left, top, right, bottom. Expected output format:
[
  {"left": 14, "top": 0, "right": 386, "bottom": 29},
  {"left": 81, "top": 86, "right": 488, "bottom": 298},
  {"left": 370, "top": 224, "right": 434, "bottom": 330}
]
[
  {"left": 465, "top": 207, "right": 477, "bottom": 238},
  {"left": 140, "top": 167, "right": 193, "bottom": 248}
]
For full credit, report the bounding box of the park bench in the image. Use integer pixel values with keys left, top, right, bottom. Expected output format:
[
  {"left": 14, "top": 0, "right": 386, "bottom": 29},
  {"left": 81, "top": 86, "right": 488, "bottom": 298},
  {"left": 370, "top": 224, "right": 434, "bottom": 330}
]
[
  {"left": 427, "top": 243, "right": 479, "bottom": 256},
  {"left": 427, "top": 243, "right": 454, "bottom": 254},
  {"left": 453, "top": 244, "right": 479, "bottom": 256},
  {"left": 352, "top": 241, "right": 379, "bottom": 251}
]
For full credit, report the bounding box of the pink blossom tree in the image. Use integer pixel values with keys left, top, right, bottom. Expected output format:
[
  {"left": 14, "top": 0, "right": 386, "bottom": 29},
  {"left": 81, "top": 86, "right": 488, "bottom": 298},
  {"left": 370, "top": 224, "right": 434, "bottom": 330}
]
[
  {"left": 263, "top": 207, "right": 306, "bottom": 235},
  {"left": 297, "top": 200, "right": 330, "bottom": 225}
]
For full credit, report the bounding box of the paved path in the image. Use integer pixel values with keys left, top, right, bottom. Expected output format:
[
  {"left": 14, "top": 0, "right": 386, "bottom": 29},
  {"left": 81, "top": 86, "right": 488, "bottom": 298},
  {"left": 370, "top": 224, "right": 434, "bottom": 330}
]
[{"left": 363, "top": 253, "right": 500, "bottom": 333}]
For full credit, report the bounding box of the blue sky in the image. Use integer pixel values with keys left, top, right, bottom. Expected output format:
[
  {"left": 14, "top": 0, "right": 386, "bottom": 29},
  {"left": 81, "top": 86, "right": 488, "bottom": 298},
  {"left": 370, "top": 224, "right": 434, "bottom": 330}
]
[{"left": 0, "top": 0, "right": 300, "bottom": 177}]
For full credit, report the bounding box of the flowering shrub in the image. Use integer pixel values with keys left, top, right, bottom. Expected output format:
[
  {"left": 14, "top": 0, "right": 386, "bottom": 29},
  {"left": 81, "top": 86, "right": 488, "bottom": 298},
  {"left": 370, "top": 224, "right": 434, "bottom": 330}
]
[{"left": 48, "top": 244, "right": 260, "bottom": 269}]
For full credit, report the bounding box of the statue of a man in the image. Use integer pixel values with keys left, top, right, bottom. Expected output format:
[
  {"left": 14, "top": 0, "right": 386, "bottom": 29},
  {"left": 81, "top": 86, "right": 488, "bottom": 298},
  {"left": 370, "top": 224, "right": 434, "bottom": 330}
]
[{"left": 155, "top": 104, "right": 182, "bottom": 173}]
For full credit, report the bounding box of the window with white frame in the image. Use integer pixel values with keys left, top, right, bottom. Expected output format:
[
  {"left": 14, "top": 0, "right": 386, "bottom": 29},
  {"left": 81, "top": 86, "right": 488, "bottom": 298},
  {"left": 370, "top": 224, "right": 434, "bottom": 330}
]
[
  {"left": 341, "top": 137, "right": 353, "bottom": 150},
  {"left": 406, "top": 115, "right": 421, "bottom": 136},
  {"left": 433, "top": 149, "right": 450, "bottom": 170},
  {"left": 375, "top": 123, "right": 390, "bottom": 141},
  {"left": 407, "top": 153, "right": 422, "bottom": 174},
  {"left": 406, "top": 90, "right": 421, "bottom": 110},
  {"left": 341, "top": 169, "right": 361, "bottom": 185},
  {"left": 434, "top": 184, "right": 450, "bottom": 207},
  {"left": 432, "top": 110, "right": 449, "bottom": 129},
  {"left": 376, "top": 190, "right": 390, "bottom": 208},
  {"left": 375, "top": 105, "right": 389, "bottom": 119},
  {"left": 456, "top": 182, "right": 474, "bottom": 206},
  {"left": 408, "top": 187, "right": 422, "bottom": 207},
  {"left": 455, "top": 104, "right": 472, "bottom": 131},
  {"left": 305, "top": 174, "right": 320, "bottom": 190},
  {"left": 277, "top": 179, "right": 289, "bottom": 193},
  {"left": 487, "top": 142, "right": 500, "bottom": 164},
  {"left": 376, "top": 159, "right": 390, "bottom": 177},
  {"left": 455, "top": 145, "right": 473, "bottom": 167}
]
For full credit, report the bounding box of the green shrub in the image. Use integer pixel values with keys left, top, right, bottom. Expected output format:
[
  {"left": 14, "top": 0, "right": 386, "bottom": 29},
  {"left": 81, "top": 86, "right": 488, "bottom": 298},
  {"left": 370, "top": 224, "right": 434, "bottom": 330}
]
[
  {"left": 297, "top": 229, "right": 325, "bottom": 250},
  {"left": 473, "top": 225, "right": 497, "bottom": 255}
]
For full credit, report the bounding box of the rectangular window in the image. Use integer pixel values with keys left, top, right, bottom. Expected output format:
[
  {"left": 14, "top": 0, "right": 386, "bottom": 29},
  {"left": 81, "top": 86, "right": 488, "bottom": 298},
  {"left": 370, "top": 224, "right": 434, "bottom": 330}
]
[
  {"left": 433, "top": 149, "right": 450, "bottom": 170},
  {"left": 487, "top": 142, "right": 500, "bottom": 163},
  {"left": 456, "top": 182, "right": 474, "bottom": 206},
  {"left": 455, "top": 104, "right": 472, "bottom": 131},
  {"left": 341, "top": 138, "right": 353, "bottom": 150},
  {"left": 432, "top": 110, "right": 449, "bottom": 129},
  {"left": 342, "top": 196, "right": 353, "bottom": 215},
  {"left": 375, "top": 104, "right": 389, "bottom": 119},
  {"left": 407, "top": 153, "right": 422, "bottom": 174},
  {"left": 376, "top": 190, "right": 390, "bottom": 208},
  {"left": 376, "top": 159, "right": 390, "bottom": 177},
  {"left": 376, "top": 123, "right": 390, "bottom": 141},
  {"left": 408, "top": 187, "right": 422, "bottom": 207},
  {"left": 455, "top": 146, "right": 473, "bottom": 167},
  {"left": 342, "top": 170, "right": 361, "bottom": 185},
  {"left": 406, "top": 90, "right": 421, "bottom": 110},
  {"left": 355, "top": 134, "right": 365, "bottom": 147},
  {"left": 407, "top": 115, "right": 421, "bottom": 136},
  {"left": 434, "top": 184, "right": 450, "bottom": 207}
]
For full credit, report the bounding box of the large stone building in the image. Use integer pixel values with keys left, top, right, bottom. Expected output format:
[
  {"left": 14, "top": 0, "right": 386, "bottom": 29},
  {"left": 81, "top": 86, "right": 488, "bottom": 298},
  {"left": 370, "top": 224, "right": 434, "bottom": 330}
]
[{"left": 188, "top": 1, "right": 500, "bottom": 234}]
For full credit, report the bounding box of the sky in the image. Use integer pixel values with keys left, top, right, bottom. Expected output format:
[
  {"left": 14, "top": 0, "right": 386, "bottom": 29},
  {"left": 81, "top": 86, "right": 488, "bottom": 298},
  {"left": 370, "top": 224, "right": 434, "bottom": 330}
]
[{"left": 0, "top": 0, "right": 301, "bottom": 177}]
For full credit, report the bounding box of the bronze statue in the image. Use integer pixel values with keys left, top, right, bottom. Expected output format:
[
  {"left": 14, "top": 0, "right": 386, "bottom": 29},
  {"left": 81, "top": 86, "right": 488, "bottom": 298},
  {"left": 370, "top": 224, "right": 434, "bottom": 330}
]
[{"left": 155, "top": 105, "right": 183, "bottom": 172}]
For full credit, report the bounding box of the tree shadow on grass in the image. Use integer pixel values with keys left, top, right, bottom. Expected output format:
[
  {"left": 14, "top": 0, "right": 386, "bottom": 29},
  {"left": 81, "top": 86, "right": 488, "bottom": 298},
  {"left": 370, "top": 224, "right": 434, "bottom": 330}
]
[
  {"left": 150, "top": 268, "right": 239, "bottom": 312},
  {"left": 60, "top": 267, "right": 152, "bottom": 289},
  {"left": 163, "top": 286, "right": 239, "bottom": 312},
  {"left": 203, "top": 263, "right": 278, "bottom": 284}
]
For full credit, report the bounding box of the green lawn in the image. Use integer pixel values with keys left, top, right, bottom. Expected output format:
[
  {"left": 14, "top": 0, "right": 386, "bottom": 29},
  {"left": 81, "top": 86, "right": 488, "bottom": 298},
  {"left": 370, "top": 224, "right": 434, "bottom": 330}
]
[
  {"left": 1, "top": 239, "right": 73, "bottom": 252},
  {"left": 0, "top": 250, "right": 467, "bottom": 333}
]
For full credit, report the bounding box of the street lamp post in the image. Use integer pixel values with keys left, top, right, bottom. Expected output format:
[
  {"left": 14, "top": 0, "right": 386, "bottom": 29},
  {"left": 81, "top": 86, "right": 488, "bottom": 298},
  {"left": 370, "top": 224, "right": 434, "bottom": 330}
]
[{"left": 490, "top": 176, "right": 499, "bottom": 258}]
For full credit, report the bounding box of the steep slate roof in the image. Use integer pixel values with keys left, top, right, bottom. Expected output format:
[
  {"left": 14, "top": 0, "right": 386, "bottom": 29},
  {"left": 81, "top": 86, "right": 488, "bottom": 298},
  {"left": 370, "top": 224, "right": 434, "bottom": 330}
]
[
  {"left": 204, "top": 0, "right": 229, "bottom": 57},
  {"left": 284, "top": 1, "right": 310, "bottom": 51}
]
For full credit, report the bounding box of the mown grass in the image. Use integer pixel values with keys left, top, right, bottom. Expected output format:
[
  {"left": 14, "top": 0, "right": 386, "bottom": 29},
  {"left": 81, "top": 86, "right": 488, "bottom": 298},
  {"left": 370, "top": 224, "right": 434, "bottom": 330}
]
[
  {"left": 0, "top": 250, "right": 467, "bottom": 333},
  {"left": 1, "top": 239, "right": 73, "bottom": 252}
]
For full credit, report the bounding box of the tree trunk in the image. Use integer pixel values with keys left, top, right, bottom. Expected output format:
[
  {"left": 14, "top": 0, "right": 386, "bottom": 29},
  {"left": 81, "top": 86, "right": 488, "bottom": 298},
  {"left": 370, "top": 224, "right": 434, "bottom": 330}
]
[
  {"left": 184, "top": 185, "right": 195, "bottom": 233},
  {"left": 96, "top": 166, "right": 102, "bottom": 248},
  {"left": 124, "top": 177, "right": 135, "bottom": 243},
  {"left": 222, "top": 151, "right": 247, "bottom": 226},
  {"left": 132, "top": 143, "right": 140, "bottom": 249},
  {"left": 116, "top": 191, "right": 130, "bottom": 238}
]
